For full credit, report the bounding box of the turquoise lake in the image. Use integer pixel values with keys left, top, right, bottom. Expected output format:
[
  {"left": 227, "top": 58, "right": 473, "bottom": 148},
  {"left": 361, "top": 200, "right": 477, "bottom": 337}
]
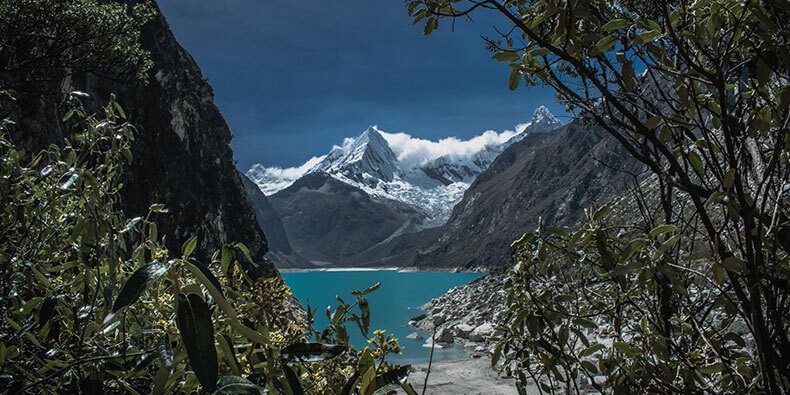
[{"left": 282, "top": 270, "right": 483, "bottom": 364}]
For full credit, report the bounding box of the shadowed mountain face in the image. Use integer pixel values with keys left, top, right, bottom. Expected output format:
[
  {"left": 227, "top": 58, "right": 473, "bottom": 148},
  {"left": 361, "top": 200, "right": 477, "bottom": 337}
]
[
  {"left": 0, "top": 4, "right": 277, "bottom": 277},
  {"left": 239, "top": 172, "right": 313, "bottom": 268},
  {"left": 269, "top": 172, "right": 430, "bottom": 264},
  {"left": 411, "top": 119, "right": 643, "bottom": 269}
]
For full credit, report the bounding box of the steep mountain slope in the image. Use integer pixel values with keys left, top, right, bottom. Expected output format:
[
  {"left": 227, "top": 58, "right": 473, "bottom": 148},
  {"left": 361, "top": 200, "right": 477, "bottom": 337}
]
[
  {"left": 269, "top": 172, "right": 429, "bottom": 264},
  {"left": 249, "top": 107, "right": 562, "bottom": 225},
  {"left": 1, "top": 4, "right": 277, "bottom": 277},
  {"left": 240, "top": 173, "right": 313, "bottom": 268},
  {"left": 247, "top": 107, "right": 563, "bottom": 266},
  {"left": 412, "top": 118, "right": 642, "bottom": 269}
]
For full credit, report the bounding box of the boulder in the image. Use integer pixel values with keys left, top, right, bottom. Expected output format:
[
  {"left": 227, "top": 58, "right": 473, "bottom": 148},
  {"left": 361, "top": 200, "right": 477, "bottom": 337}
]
[
  {"left": 406, "top": 332, "right": 424, "bottom": 340},
  {"left": 470, "top": 322, "right": 495, "bottom": 342},
  {"left": 454, "top": 323, "right": 475, "bottom": 339},
  {"left": 434, "top": 327, "right": 455, "bottom": 343},
  {"left": 432, "top": 314, "right": 447, "bottom": 326},
  {"left": 410, "top": 313, "right": 427, "bottom": 321}
]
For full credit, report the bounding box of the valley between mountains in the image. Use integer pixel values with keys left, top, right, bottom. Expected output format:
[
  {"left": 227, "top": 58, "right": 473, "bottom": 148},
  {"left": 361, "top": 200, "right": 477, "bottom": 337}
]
[{"left": 244, "top": 106, "right": 638, "bottom": 270}]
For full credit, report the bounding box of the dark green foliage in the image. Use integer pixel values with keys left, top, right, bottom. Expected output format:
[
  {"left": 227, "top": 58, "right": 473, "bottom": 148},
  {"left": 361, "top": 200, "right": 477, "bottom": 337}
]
[
  {"left": 373, "top": 364, "right": 411, "bottom": 394},
  {"left": 0, "top": 0, "right": 155, "bottom": 90},
  {"left": 409, "top": 0, "right": 789, "bottom": 392},
  {"left": 109, "top": 260, "right": 167, "bottom": 314},
  {"left": 217, "top": 376, "right": 267, "bottom": 394},
  {"left": 281, "top": 363, "right": 305, "bottom": 395},
  {"left": 0, "top": 97, "right": 415, "bottom": 393},
  {"left": 281, "top": 342, "right": 347, "bottom": 362},
  {"left": 175, "top": 293, "right": 218, "bottom": 392}
]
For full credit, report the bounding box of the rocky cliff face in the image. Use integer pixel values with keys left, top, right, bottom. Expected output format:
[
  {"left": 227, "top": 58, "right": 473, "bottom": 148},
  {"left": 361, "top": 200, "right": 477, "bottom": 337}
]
[
  {"left": 1, "top": 4, "right": 277, "bottom": 277},
  {"left": 412, "top": 119, "right": 642, "bottom": 269}
]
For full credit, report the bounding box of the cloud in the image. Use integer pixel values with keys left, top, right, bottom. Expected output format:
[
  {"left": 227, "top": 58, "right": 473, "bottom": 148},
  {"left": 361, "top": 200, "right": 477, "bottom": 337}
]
[
  {"left": 379, "top": 126, "right": 524, "bottom": 169},
  {"left": 248, "top": 155, "right": 325, "bottom": 194}
]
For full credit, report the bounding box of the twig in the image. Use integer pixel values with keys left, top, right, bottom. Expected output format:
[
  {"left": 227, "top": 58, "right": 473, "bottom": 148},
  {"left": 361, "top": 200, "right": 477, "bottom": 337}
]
[{"left": 422, "top": 329, "right": 437, "bottom": 395}]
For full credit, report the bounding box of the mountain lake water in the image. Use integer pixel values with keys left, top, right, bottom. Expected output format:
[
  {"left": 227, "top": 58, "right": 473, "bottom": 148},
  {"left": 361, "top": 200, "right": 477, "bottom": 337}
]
[{"left": 282, "top": 269, "right": 483, "bottom": 364}]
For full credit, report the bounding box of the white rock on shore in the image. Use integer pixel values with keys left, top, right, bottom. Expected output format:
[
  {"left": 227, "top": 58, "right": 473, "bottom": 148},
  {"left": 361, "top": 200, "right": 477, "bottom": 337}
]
[{"left": 410, "top": 272, "right": 509, "bottom": 353}]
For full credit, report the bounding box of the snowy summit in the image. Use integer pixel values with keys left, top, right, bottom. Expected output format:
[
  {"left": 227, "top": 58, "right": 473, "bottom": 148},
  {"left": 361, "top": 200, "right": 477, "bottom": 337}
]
[{"left": 247, "top": 107, "right": 563, "bottom": 225}]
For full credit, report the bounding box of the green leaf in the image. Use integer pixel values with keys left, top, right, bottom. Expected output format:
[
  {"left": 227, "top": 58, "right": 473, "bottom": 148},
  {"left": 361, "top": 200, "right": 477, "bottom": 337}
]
[
  {"left": 149, "top": 221, "right": 158, "bottom": 241},
  {"left": 634, "top": 29, "right": 662, "bottom": 45},
  {"left": 357, "top": 297, "right": 370, "bottom": 336},
  {"left": 152, "top": 364, "right": 170, "bottom": 394},
  {"left": 105, "top": 261, "right": 167, "bottom": 323},
  {"left": 622, "top": 239, "right": 646, "bottom": 260},
  {"left": 649, "top": 224, "right": 678, "bottom": 238},
  {"left": 281, "top": 342, "right": 347, "bottom": 362},
  {"left": 235, "top": 243, "right": 254, "bottom": 264},
  {"left": 574, "top": 318, "right": 598, "bottom": 329},
  {"left": 217, "top": 376, "right": 266, "bottom": 394},
  {"left": 373, "top": 365, "right": 411, "bottom": 394},
  {"left": 340, "top": 372, "right": 360, "bottom": 395},
  {"left": 508, "top": 67, "right": 521, "bottom": 91},
  {"left": 358, "top": 348, "right": 376, "bottom": 380},
  {"left": 592, "top": 202, "right": 612, "bottom": 221},
  {"left": 581, "top": 360, "right": 598, "bottom": 374},
  {"left": 185, "top": 260, "right": 236, "bottom": 320},
  {"left": 352, "top": 282, "right": 381, "bottom": 296},
  {"left": 221, "top": 244, "right": 234, "bottom": 273},
  {"left": 360, "top": 365, "right": 377, "bottom": 395},
  {"left": 721, "top": 256, "right": 746, "bottom": 273},
  {"left": 595, "top": 35, "right": 618, "bottom": 52},
  {"left": 229, "top": 320, "right": 270, "bottom": 345},
  {"left": 121, "top": 217, "right": 143, "bottom": 234},
  {"left": 688, "top": 150, "right": 704, "bottom": 174},
  {"left": 654, "top": 234, "right": 681, "bottom": 258},
  {"left": 149, "top": 203, "right": 169, "bottom": 213},
  {"left": 423, "top": 17, "right": 438, "bottom": 35},
  {"left": 113, "top": 101, "right": 127, "bottom": 119},
  {"left": 601, "top": 19, "right": 629, "bottom": 31},
  {"left": 580, "top": 343, "right": 606, "bottom": 357},
  {"left": 218, "top": 334, "right": 241, "bottom": 376},
  {"left": 401, "top": 381, "right": 419, "bottom": 395},
  {"left": 182, "top": 237, "right": 198, "bottom": 258},
  {"left": 157, "top": 334, "right": 173, "bottom": 370},
  {"left": 176, "top": 293, "right": 218, "bottom": 392},
  {"left": 282, "top": 363, "right": 305, "bottom": 395},
  {"left": 492, "top": 51, "right": 521, "bottom": 62},
  {"left": 699, "top": 362, "right": 724, "bottom": 375},
  {"left": 613, "top": 341, "right": 642, "bottom": 357}
]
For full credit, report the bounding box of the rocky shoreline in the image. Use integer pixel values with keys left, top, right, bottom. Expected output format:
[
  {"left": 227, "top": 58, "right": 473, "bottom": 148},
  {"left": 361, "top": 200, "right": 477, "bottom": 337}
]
[
  {"left": 403, "top": 271, "right": 533, "bottom": 394},
  {"left": 406, "top": 272, "right": 510, "bottom": 358}
]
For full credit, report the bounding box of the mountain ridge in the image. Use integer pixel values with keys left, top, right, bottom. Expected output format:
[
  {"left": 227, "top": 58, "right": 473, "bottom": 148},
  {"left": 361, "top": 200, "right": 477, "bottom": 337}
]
[
  {"left": 411, "top": 117, "right": 643, "bottom": 269},
  {"left": 248, "top": 106, "right": 563, "bottom": 225}
]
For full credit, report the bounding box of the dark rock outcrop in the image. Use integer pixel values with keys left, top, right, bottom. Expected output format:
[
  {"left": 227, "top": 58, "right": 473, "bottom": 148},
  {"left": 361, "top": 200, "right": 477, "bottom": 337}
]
[
  {"left": 412, "top": 119, "right": 642, "bottom": 269},
  {"left": 1, "top": 3, "right": 277, "bottom": 277},
  {"left": 240, "top": 172, "right": 313, "bottom": 268}
]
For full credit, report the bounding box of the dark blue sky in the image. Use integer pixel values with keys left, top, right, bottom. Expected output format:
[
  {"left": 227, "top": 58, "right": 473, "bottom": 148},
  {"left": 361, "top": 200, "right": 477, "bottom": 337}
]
[{"left": 158, "top": 1, "right": 565, "bottom": 169}]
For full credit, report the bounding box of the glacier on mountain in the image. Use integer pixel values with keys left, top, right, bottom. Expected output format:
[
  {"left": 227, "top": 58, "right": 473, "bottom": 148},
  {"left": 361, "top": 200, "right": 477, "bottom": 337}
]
[{"left": 247, "top": 106, "right": 562, "bottom": 225}]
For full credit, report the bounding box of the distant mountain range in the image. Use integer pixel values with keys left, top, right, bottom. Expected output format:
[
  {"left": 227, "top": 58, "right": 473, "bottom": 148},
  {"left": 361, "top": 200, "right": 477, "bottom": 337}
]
[
  {"left": 249, "top": 106, "right": 562, "bottom": 224},
  {"left": 410, "top": 117, "right": 643, "bottom": 269},
  {"left": 245, "top": 106, "right": 562, "bottom": 266}
]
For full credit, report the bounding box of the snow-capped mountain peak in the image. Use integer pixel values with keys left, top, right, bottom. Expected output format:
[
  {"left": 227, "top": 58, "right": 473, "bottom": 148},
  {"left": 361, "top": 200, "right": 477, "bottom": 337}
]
[
  {"left": 247, "top": 107, "right": 562, "bottom": 223},
  {"left": 320, "top": 125, "right": 399, "bottom": 182},
  {"left": 526, "top": 105, "right": 562, "bottom": 133}
]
